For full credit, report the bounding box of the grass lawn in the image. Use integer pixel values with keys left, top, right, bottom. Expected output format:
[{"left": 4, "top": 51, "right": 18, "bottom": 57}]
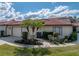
[{"left": 0, "top": 44, "right": 79, "bottom": 56}]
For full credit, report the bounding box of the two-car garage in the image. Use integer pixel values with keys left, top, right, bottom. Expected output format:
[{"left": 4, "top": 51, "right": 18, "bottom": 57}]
[{"left": 7, "top": 26, "right": 22, "bottom": 37}]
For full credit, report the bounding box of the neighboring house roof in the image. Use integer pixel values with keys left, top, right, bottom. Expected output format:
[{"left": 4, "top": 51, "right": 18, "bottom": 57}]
[
  {"left": 72, "top": 22, "right": 79, "bottom": 27},
  {"left": 0, "top": 18, "right": 78, "bottom": 26}
]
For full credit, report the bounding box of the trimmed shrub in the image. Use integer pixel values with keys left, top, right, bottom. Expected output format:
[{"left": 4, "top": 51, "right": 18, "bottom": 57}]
[
  {"left": 22, "top": 32, "right": 28, "bottom": 40},
  {"left": 64, "top": 36, "right": 68, "bottom": 39},
  {"left": 43, "top": 31, "right": 53, "bottom": 39},
  {"left": 69, "top": 32, "right": 77, "bottom": 41},
  {"left": 36, "top": 32, "right": 42, "bottom": 38},
  {"left": 53, "top": 33, "right": 59, "bottom": 37},
  {"left": 64, "top": 36, "right": 68, "bottom": 43},
  {"left": 15, "top": 32, "right": 42, "bottom": 45},
  {"left": 48, "top": 32, "right": 53, "bottom": 35}
]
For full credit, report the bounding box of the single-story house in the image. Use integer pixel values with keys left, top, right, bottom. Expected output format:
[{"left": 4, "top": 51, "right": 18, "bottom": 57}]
[{"left": 0, "top": 18, "right": 78, "bottom": 38}]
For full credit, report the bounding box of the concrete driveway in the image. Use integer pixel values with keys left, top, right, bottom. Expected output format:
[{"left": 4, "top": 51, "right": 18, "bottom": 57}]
[
  {"left": 0, "top": 36, "right": 76, "bottom": 48},
  {"left": 0, "top": 36, "right": 23, "bottom": 46},
  {"left": 0, "top": 36, "right": 21, "bottom": 43}
]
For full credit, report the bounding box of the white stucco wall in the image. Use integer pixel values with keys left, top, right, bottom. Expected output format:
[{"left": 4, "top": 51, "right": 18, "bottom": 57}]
[
  {"left": 62, "top": 26, "right": 73, "bottom": 37},
  {"left": 38, "top": 26, "right": 73, "bottom": 38},
  {"left": 38, "top": 26, "right": 53, "bottom": 32},
  {"left": 13, "top": 26, "right": 22, "bottom": 37},
  {"left": 22, "top": 28, "right": 27, "bottom": 32},
  {"left": 6, "top": 25, "right": 73, "bottom": 37}
]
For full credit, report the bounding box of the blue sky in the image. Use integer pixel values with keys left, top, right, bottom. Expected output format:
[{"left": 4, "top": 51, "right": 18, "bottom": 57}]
[
  {"left": 12, "top": 2, "right": 79, "bottom": 13},
  {"left": 12, "top": 2, "right": 55, "bottom": 13},
  {"left": 0, "top": 2, "right": 79, "bottom": 20}
]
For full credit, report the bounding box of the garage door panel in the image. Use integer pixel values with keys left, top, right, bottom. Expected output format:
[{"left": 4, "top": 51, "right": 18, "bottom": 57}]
[{"left": 13, "top": 27, "right": 22, "bottom": 37}]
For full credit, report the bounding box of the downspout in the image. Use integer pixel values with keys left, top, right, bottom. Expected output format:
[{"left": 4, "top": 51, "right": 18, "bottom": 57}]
[
  {"left": 11, "top": 26, "right": 13, "bottom": 36},
  {"left": 21, "top": 26, "right": 22, "bottom": 37},
  {"left": 5, "top": 25, "right": 7, "bottom": 35}
]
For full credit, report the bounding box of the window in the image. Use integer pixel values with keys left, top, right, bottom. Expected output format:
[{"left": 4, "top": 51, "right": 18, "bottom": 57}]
[{"left": 53, "top": 26, "right": 62, "bottom": 35}]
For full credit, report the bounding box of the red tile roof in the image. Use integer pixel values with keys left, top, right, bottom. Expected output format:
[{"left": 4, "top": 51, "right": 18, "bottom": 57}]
[
  {"left": 42, "top": 18, "right": 71, "bottom": 26},
  {"left": 0, "top": 18, "right": 76, "bottom": 26},
  {"left": 5, "top": 21, "right": 21, "bottom": 26},
  {"left": 0, "top": 20, "right": 21, "bottom": 26}
]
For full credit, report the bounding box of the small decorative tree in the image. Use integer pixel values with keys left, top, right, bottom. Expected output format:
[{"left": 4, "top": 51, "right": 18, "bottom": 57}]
[{"left": 21, "top": 19, "right": 44, "bottom": 40}]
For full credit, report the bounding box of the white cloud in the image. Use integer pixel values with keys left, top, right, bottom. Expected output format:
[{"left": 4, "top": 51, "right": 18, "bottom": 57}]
[
  {"left": 25, "top": 5, "right": 69, "bottom": 19},
  {"left": 51, "top": 5, "right": 68, "bottom": 13},
  {"left": 25, "top": 9, "right": 51, "bottom": 19},
  {"left": 58, "top": 9, "right": 79, "bottom": 15},
  {"left": 0, "top": 2, "right": 79, "bottom": 20},
  {"left": 48, "top": 6, "right": 79, "bottom": 18},
  {"left": 26, "top": 9, "right": 50, "bottom": 16},
  {"left": 0, "top": 2, "right": 23, "bottom": 21}
]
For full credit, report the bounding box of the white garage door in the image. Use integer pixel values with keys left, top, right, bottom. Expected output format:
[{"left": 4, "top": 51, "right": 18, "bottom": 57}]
[
  {"left": 13, "top": 27, "right": 22, "bottom": 37},
  {"left": 0, "top": 26, "right": 5, "bottom": 31}
]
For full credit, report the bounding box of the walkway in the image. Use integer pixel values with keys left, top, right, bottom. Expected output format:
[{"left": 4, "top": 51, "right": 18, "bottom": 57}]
[{"left": 0, "top": 36, "right": 76, "bottom": 48}]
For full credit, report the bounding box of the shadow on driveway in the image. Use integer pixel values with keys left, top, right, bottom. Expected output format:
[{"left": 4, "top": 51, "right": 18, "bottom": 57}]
[{"left": 0, "top": 36, "right": 22, "bottom": 44}]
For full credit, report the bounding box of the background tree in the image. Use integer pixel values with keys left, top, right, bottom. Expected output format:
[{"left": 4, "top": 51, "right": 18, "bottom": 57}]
[{"left": 68, "top": 16, "right": 77, "bottom": 32}]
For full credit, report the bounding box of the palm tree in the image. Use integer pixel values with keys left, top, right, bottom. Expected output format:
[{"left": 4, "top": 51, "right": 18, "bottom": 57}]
[
  {"left": 21, "top": 19, "right": 31, "bottom": 32},
  {"left": 21, "top": 19, "right": 44, "bottom": 39},
  {"left": 31, "top": 20, "right": 44, "bottom": 32}
]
